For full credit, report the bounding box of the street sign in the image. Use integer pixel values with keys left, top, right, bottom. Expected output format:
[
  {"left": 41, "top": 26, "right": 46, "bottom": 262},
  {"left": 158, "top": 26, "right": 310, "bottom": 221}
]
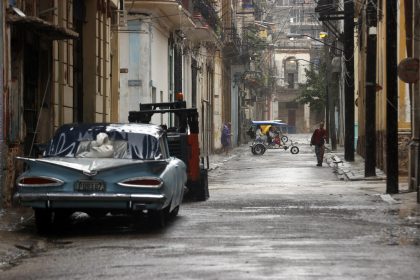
[{"left": 398, "top": 57, "right": 419, "bottom": 83}]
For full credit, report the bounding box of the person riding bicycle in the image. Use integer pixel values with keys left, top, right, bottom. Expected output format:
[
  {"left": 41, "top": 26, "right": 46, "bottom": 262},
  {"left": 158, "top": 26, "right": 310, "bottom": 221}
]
[
  {"left": 255, "top": 125, "right": 267, "bottom": 143},
  {"left": 269, "top": 126, "right": 284, "bottom": 147},
  {"left": 267, "top": 126, "right": 275, "bottom": 145}
]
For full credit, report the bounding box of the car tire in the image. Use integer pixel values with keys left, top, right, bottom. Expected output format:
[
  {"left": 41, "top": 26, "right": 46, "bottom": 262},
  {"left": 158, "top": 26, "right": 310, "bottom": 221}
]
[
  {"left": 195, "top": 169, "right": 209, "bottom": 201},
  {"left": 168, "top": 206, "right": 180, "bottom": 219},
  {"left": 290, "top": 146, "right": 299, "bottom": 154},
  {"left": 148, "top": 209, "right": 167, "bottom": 228},
  {"left": 34, "top": 208, "right": 54, "bottom": 234}
]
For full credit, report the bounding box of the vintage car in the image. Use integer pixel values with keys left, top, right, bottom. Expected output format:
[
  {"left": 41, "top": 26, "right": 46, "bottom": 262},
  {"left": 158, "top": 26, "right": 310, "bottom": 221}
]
[{"left": 14, "top": 123, "right": 187, "bottom": 232}]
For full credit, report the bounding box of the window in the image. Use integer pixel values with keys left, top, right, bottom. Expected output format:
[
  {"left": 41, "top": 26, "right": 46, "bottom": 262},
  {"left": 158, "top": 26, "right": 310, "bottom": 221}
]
[
  {"left": 152, "top": 87, "right": 157, "bottom": 103},
  {"left": 288, "top": 73, "right": 294, "bottom": 88},
  {"left": 284, "top": 58, "right": 298, "bottom": 89}
]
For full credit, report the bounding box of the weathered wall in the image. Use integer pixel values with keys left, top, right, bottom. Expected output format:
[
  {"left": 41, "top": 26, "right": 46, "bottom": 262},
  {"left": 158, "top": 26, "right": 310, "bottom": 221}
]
[
  {"left": 213, "top": 51, "right": 223, "bottom": 152},
  {"left": 118, "top": 20, "right": 149, "bottom": 122},
  {"left": 366, "top": 131, "right": 410, "bottom": 175},
  {"left": 82, "top": 0, "right": 112, "bottom": 123},
  {"left": 357, "top": 0, "right": 411, "bottom": 176}
]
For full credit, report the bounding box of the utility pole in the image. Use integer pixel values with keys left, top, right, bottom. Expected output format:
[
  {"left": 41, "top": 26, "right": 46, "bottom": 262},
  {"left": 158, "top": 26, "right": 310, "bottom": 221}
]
[
  {"left": 365, "top": 29, "right": 376, "bottom": 177},
  {"left": 324, "top": 40, "right": 335, "bottom": 148},
  {"left": 0, "top": 0, "right": 4, "bottom": 207},
  {"left": 325, "top": 56, "right": 330, "bottom": 144},
  {"left": 329, "top": 71, "right": 337, "bottom": 151},
  {"left": 328, "top": 50, "right": 337, "bottom": 151},
  {"left": 344, "top": 0, "right": 354, "bottom": 161},
  {"left": 386, "top": 0, "right": 399, "bottom": 193},
  {"left": 413, "top": 0, "right": 420, "bottom": 203}
]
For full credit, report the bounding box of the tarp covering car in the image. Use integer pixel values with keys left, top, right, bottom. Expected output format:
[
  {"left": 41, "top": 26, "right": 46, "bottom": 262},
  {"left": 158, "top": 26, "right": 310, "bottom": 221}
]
[{"left": 43, "top": 123, "right": 165, "bottom": 160}]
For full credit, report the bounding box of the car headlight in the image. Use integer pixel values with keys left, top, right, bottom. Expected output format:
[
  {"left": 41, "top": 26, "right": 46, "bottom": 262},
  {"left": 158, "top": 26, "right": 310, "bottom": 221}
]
[
  {"left": 118, "top": 177, "right": 163, "bottom": 188},
  {"left": 17, "top": 176, "right": 64, "bottom": 187}
]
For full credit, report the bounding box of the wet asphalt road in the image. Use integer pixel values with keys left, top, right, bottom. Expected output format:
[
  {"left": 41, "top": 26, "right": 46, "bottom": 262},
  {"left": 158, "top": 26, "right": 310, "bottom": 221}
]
[{"left": 1, "top": 139, "right": 420, "bottom": 279}]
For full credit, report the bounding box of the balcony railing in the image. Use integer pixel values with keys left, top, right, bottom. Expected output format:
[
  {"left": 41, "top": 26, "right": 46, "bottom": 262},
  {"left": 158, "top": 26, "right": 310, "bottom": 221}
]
[
  {"left": 192, "top": 0, "right": 220, "bottom": 32},
  {"left": 182, "top": 0, "right": 193, "bottom": 12},
  {"left": 222, "top": 25, "right": 241, "bottom": 51}
]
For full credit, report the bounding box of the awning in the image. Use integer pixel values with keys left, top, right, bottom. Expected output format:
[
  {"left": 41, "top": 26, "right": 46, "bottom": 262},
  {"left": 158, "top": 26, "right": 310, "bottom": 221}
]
[{"left": 7, "top": 14, "right": 79, "bottom": 40}]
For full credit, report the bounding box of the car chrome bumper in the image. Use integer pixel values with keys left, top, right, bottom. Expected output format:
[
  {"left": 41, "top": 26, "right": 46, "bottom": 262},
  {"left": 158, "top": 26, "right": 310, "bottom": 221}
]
[{"left": 14, "top": 192, "right": 165, "bottom": 204}]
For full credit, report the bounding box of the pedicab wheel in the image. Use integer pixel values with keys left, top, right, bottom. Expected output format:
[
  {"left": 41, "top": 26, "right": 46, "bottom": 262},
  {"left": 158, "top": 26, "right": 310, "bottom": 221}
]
[
  {"left": 290, "top": 146, "right": 299, "bottom": 154},
  {"left": 253, "top": 143, "right": 266, "bottom": 155},
  {"left": 281, "top": 135, "right": 289, "bottom": 143}
]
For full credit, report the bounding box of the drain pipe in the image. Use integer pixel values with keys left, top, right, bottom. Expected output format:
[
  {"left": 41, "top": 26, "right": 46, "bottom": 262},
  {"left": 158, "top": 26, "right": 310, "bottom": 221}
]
[{"left": 0, "top": 0, "right": 4, "bottom": 208}]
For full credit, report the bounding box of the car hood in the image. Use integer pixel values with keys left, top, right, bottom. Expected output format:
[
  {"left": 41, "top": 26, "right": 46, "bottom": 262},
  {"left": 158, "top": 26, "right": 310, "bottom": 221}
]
[{"left": 17, "top": 157, "right": 167, "bottom": 174}]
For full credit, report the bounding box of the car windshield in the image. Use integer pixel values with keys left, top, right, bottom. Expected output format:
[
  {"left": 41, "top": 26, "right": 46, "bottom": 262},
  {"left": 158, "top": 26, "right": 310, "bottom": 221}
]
[{"left": 44, "top": 124, "right": 163, "bottom": 160}]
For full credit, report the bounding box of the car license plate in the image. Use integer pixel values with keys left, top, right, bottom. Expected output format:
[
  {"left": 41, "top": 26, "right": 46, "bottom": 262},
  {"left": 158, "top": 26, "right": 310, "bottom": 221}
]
[{"left": 75, "top": 180, "right": 106, "bottom": 192}]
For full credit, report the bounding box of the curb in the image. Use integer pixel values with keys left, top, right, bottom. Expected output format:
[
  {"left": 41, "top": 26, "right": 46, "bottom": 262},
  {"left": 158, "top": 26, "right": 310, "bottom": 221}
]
[{"left": 325, "top": 153, "right": 387, "bottom": 181}]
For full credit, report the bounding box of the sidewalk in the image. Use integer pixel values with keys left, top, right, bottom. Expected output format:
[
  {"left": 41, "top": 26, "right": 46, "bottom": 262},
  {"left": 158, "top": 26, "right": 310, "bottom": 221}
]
[
  {"left": 324, "top": 148, "right": 386, "bottom": 181},
  {"left": 0, "top": 207, "right": 35, "bottom": 269},
  {"left": 208, "top": 145, "right": 248, "bottom": 171},
  {"left": 324, "top": 144, "right": 417, "bottom": 207}
]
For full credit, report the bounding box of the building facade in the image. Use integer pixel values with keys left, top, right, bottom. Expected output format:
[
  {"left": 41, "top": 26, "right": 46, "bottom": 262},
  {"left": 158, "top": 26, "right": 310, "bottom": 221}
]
[
  {"left": 117, "top": 0, "right": 224, "bottom": 157},
  {"left": 355, "top": 0, "right": 411, "bottom": 175},
  {"left": 1, "top": 0, "right": 119, "bottom": 206}
]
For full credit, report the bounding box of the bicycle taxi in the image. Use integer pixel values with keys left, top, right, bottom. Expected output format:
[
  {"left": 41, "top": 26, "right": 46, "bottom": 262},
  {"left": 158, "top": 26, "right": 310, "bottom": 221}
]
[{"left": 247, "top": 120, "right": 299, "bottom": 155}]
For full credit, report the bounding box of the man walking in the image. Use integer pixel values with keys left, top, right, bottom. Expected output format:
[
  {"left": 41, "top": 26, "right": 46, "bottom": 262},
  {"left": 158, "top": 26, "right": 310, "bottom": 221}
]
[
  {"left": 311, "top": 122, "right": 327, "bottom": 166},
  {"left": 221, "top": 122, "right": 231, "bottom": 155}
]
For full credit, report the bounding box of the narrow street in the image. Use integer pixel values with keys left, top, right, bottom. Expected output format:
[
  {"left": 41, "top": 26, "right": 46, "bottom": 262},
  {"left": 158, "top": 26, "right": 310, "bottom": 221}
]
[{"left": 1, "top": 137, "right": 419, "bottom": 279}]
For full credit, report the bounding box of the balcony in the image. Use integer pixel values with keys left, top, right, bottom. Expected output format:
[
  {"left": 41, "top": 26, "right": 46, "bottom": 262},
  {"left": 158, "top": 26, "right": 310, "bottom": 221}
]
[
  {"left": 243, "top": 71, "right": 264, "bottom": 88},
  {"left": 126, "top": 0, "right": 196, "bottom": 29},
  {"left": 124, "top": 1, "right": 220, "bottom": 43},
  {"left": 192, "top": 0, "right": 219, "bottom": 31},
  {"left": 187, "top": 0, "right": 221, "bottom": 43},
  {"left": 222, "top": 25, "right": 241, "bottom": 56}
]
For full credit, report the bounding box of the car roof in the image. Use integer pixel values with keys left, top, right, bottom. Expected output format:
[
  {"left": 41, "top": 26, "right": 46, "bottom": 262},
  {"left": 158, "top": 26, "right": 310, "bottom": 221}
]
[{"left": 58, "top": 123, "right": 164, "bottom": 138}]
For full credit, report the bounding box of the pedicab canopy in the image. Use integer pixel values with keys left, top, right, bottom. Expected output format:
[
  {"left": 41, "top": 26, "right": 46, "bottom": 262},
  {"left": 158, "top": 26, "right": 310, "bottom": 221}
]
[{"left": 251, "top": 120, "right": 288, "bottom": 134}]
